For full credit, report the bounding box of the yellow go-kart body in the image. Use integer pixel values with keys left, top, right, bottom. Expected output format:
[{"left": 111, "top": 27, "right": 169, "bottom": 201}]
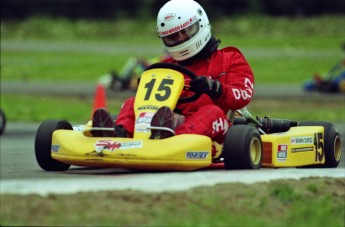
[
  {"left": 51, "top": 132, "right": 212, "bottom": 171},
  {"left": 50, "top": 68, "right": 213, "bottom": 171}
]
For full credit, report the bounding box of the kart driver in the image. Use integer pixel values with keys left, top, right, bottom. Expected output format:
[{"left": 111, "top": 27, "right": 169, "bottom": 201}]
[{"left": 92, "top": 0, "right": 255, "bottom": 158}]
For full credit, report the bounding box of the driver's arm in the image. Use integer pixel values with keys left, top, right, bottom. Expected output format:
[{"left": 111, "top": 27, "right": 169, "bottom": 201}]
[{"left": 214, "top": 49, "right": 254, "bottom": 111}]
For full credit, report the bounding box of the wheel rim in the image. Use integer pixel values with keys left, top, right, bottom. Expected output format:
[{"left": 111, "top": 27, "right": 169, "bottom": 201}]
[
  {"left": 250, "top": 137, "right": 262, "bottom": 165},
  {"left": 334, "top": 135, "right": 342, "bottom": 162}
]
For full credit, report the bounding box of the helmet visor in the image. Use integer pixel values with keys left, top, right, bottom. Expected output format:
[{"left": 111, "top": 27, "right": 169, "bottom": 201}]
[{"left": 162, "top": 21, "right": 200, "bottom": 47}]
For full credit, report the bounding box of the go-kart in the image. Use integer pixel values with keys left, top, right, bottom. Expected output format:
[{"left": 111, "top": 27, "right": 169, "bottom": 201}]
[
  {"left": 35, "top": 63, "right": 342, "bottom": 171},
  {"left": 303, "top": 59, "right": 345, "bottom": 93}
]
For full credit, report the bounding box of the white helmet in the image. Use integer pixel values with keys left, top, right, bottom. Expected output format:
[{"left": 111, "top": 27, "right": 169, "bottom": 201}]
[{"left": 156, "top": 0, "right": 212, "bottom": 61}]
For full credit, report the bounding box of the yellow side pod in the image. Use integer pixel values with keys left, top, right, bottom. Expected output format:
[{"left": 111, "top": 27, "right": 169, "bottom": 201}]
[
  {"left": 51, "top": 130, "right": 212, "bottom": 171},
  {"left": 261, "top": 126, "right": 325, "bottom": 167}
]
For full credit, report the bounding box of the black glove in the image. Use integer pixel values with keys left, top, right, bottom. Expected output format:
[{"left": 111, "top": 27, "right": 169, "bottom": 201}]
[
  {"left": 189, "top": 76, "right": 222, "bottom": 99},
  {"left": 115, "top": 124, "right": 129, "bottom": 138}
]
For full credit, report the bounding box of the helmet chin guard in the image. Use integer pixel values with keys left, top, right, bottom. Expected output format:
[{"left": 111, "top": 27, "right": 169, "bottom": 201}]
[{"left": 156, "top": 0, "right": 212, "bottom": 61}]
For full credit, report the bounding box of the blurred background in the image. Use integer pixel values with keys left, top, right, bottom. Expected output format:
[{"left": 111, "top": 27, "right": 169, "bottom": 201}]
[
  {"left": 1, "top": 0, "right": 344, "bottom": 124},
  {"left": 2, "top": 0, "right": 345, "bottom": 20}
]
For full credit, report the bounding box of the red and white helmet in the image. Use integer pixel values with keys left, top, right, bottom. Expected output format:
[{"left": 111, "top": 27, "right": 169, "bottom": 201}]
[{"left": 156, "top": 0, "right": 212, "bottom": 61}]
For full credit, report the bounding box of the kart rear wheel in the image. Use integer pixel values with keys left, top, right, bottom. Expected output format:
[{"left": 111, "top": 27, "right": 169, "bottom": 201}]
[
  {"left": 299, "top": 121, "right": 341, "bottom": 168},
  {"left": 223, "top": 125, "right": 262, "bottom": 170},
  {"left": 35, "top": 120, "right": 73, "bottom": 171}
]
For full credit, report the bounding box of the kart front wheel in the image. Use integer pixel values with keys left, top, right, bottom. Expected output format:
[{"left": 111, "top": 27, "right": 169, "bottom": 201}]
[
  {"left": 35, "top": 120, "right": 73, "bottom": 171},
  {"left": 299, "top": 121, "right": 342, "bottom": 168},
  {"left": 223, "top": 125, "right": 262, "bottom": 170}
]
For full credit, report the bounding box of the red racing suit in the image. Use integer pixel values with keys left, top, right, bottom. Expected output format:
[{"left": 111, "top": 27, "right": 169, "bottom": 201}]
[{"left": 116, "top": 46, "right": 254, "bottom": 144}]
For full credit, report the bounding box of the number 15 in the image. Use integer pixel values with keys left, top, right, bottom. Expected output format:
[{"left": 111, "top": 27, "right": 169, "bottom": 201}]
[{"left": 144, "top": 78, "right": 174, "bottom": 101}]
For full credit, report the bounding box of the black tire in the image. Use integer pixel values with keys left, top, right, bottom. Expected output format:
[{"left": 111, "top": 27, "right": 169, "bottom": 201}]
[
  {"left": 0, "top": 109, "right": 6, "bottom": 136},
  {"left": 223, "top": 125, "right": 262, "bottom": 170},
  {"left": 35, "top": 120, "right": 73, "bottom": 171},
  {"left": 299, "top": 121, "right": 342, "bottom": 168}
]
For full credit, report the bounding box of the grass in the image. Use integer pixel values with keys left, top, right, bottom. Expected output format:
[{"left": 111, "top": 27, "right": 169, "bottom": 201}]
[
  {"left": 2, "top": 43, "right": 341, "bottom": 84},
  {"left": 0, "top": 94, "right": 125, "bottom": 124},
  {"left": 247, "top": 98, "right": 345, "bottom": 122},
  {"left": 1, "top": 16, "right": 345, "bottom": 123},
  {"left": 1, "top": 16, "right": 344, "bottom": 84},
  {"left": 1, "top": 49, "right": 123, "bottom": 82},
  {"left": 1, "top": 178, "right": 344, "bottom": 226}
]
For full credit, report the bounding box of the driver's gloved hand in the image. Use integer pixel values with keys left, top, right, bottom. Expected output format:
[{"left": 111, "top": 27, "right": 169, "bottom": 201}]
[{"left": 189, "top": 76, "right": 222, "bottom": 99}]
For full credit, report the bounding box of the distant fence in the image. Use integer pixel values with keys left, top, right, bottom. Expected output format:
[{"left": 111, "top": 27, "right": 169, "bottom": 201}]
[{"left": 2, "top": 0, "right": 345, "bottom": 20}]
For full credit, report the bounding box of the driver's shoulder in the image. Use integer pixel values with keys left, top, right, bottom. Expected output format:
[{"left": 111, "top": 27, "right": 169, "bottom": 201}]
[
  {"left": 219, "top": 46, "right": 245, "bottom": 56},
  {"left": 214, "top": 46, "right": 249, "bottom": 64}
]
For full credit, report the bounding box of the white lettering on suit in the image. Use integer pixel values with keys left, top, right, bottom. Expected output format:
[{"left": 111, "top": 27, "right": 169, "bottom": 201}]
[
  {"left": 212, "top": 118, "right": 229, "bottom": 135},
  {"left": 232, "top": 78, "right": 253, "bottom": 100}
]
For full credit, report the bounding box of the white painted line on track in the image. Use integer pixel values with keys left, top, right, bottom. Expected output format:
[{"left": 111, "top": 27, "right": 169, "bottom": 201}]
[{"left": 1, "top": 168, "right": 344, "bottom": 196}]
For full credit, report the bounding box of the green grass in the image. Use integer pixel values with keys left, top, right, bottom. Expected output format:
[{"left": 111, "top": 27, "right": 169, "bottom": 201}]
[
  {"left": 0, "top": 94, "right": 125, "bottom": 124},
  {"left": 1, "top": 16, "right": 344, "bottom": 84},
  {"left": 247, "top": 98, "right": 345, "bottom": 122},
  {"left": 1, "top": 49, "right": 126, "bottom": 82},
  {"left": 1, "top": 178, "right": 344, "bottom": 226},
  {"left": 2, "top": 42, "right": 341, "bottom": 84}
]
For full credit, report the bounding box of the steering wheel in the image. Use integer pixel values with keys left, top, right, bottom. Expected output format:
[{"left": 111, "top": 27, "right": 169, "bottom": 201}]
[{"left": 146, "top": 62, "right": 202, "bottom": 103}]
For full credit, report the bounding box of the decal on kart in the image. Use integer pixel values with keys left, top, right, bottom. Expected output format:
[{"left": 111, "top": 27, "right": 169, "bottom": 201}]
[
  {"left": 137, "top": 105, "right": 159, "bottom": 110},
  {"left": 51, "top": 144, "right": 60, "bottom": 152},
  {"left": 277, "top": 144, "right": 288, "bottom": 162},
  {"left": 94, "top": 140, "right": 143, "bottom": 152},
  {"left": 313, "top": 132, "right": 324, "bottom": 162},
  {"left": 291, "top": 147, "right": 314, "bottom": 152},
  {"left": 72, "top": 125, "right": 85, "bottom": 132},
  {"left": 136, "top": 112, "right": 154, "bottom": 124},
  {"left": 186, "top": 152, "right": 209, "bottom": 159},
  {"left": 135, "top": 112, "right": 154, "bottom": 132},
  {"left": 290, "top": 136, "right": 314, "bottom": 144},
  {"left": 290, "top": 133, "right": 324, "bottom": 162},
  {"left": 144, "top": 78, "right": 174, "bottom": 101}
]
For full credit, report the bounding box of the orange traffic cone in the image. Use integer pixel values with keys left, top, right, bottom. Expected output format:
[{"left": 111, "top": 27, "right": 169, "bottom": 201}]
[{"left": 92, "top": 84, "right": 107, "bottom": 115}]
